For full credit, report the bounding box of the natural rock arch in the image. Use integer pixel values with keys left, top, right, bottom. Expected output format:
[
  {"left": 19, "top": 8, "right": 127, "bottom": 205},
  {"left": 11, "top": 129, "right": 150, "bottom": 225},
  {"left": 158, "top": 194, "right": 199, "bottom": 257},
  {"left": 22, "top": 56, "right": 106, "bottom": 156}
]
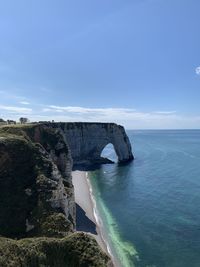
[
  {"left": 100, "top": 143, "right": 118, "bottom": 163},
  {"left": 52, "top": 122, "right": 134, "bottom": 165}
]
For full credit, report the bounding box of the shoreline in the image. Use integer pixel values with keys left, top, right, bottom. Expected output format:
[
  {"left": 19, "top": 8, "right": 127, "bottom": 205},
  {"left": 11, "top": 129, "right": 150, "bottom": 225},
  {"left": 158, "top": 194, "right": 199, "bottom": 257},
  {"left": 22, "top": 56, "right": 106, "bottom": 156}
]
[{"left": 72, "top": 170, "right": 116, "bottom": 266}]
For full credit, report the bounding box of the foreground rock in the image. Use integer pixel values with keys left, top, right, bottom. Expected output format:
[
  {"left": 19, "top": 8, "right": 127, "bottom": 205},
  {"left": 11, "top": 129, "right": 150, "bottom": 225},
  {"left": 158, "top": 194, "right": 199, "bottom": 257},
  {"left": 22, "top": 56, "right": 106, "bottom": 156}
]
[{"left": 0, "top": 124, "right": 75, "bottom": 238}]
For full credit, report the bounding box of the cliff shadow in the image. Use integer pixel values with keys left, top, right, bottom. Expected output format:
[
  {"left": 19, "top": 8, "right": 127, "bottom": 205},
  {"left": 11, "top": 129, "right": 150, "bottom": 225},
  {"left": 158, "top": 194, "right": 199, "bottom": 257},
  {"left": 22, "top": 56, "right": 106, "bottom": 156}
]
[{"left": 75, "top": 204, "right": 97, "bottom": 235}]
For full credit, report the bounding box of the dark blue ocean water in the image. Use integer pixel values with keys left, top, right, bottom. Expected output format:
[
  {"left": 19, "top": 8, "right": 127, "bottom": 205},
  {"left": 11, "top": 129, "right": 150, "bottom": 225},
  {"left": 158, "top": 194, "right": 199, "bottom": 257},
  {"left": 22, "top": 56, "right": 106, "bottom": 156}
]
[{"left": 89, "top": 130, "right": 200, "bottom": 267}]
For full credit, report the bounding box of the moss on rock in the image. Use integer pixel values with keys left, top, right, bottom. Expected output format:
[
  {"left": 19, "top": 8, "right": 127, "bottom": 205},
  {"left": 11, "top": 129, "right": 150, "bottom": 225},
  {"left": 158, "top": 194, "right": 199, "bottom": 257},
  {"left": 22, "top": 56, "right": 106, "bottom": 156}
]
[
  {"left": 0, "top": 233, "right": 110, "bottom": 267},
  {"left": 0, "top": 126, "right": 73, "bottom": 238},
  {"left": 0, "top": 135, "right": 38, "bottom": 237}
]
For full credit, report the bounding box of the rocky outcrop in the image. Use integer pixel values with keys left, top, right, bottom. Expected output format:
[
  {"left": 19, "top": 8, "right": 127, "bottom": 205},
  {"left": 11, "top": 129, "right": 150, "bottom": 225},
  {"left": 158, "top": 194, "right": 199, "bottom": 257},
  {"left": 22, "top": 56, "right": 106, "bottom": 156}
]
[
  {"left": 50, "top": 122, "right": 134, "bottom": 165},
  {"left": 0, "top": 125, "right": 75, "bottom": 238}
]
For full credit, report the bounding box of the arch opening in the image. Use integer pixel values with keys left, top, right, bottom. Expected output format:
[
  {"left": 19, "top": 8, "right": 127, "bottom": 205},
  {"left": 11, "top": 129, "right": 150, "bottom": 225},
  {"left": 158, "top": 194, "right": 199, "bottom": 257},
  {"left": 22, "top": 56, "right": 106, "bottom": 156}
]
[{"left": 100, "top": 143, "right": 118, "bottom": 163}]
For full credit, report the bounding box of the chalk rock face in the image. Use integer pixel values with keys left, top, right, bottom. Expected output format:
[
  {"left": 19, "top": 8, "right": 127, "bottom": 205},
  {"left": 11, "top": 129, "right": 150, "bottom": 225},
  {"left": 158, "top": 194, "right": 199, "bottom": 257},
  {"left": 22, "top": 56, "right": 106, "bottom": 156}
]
[{"left": 52, "top": 122, "right": 134, "bottom": 165}]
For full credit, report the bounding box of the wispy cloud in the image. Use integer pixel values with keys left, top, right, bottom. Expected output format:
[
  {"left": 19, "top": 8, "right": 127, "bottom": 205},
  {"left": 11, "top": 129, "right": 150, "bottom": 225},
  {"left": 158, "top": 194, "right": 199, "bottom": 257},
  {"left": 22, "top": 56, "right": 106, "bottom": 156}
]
[
  {"left": 41, "top": 105, "right": 180, "bottom": 127},
  {"left": 1, "top": 103, "right": 200, "bottom": 129},
  {"left": 19, "top": 101, "right": 30, "bottom": 105},
  {"left": 0, "top": 105, "right": 32, "bottom": 114},
  {"left": 45, "top": 105, "right": 136, "bottom": 115},
  {"left": 153, "top": 110, "right": 177, "bottom": 115},
  {"left": 42, "top": 106, "right": 145, "bottom": 122},
  {"left": 38, "top": 105, "right": 200, "bottom": 129},
  {"left": 195, "top": 66, "right": 200, "bottom": 75}
]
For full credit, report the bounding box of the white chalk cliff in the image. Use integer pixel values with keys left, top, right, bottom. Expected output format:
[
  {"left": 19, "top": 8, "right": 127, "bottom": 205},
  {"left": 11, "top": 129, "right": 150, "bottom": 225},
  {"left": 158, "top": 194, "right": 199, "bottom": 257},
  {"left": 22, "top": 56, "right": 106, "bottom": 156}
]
[{"left": 51, "top": 122, "right": 134, "bottom": 165}]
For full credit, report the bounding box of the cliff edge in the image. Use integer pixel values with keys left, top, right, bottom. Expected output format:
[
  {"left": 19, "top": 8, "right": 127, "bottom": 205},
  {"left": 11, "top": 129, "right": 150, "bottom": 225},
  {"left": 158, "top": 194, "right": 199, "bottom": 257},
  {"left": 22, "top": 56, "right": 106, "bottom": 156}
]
[{"left": 0, "top": 122, "right": 133, "bottom": 266}]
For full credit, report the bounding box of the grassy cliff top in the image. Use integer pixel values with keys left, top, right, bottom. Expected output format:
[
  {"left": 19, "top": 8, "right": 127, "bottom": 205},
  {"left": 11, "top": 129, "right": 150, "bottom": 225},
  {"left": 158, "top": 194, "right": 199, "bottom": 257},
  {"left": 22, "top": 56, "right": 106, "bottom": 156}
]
[{"left": 0, "top": 233, "right": 110, "bottom": 267}]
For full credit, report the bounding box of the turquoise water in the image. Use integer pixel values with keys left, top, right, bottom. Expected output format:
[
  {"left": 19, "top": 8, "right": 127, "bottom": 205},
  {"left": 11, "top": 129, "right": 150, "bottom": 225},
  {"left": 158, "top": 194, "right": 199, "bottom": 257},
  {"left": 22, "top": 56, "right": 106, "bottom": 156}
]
[{"left": 89, "top": 130, "right": 200, "bottom": 267}]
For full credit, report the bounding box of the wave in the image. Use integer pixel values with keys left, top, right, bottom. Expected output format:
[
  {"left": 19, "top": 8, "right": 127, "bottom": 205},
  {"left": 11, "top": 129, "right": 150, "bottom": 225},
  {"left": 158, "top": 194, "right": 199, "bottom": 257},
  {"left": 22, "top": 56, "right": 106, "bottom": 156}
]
[{"left": 85, "top": 172, "right": 115, "bottom": 263}]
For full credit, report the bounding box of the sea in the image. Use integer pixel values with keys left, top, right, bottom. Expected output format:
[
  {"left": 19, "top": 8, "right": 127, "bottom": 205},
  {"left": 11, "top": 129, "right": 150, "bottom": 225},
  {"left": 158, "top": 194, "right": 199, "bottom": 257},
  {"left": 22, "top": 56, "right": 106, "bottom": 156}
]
[{"left": 88, "top": 130, "right": 200, "bottom": 267}]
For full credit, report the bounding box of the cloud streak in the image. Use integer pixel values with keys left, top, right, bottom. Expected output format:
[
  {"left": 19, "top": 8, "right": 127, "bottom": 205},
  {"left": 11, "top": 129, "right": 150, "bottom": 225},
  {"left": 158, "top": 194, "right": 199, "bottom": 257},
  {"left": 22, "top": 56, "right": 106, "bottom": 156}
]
[
  {"left": 153, "top": 110, "right": 177, "bottom": 115},
  {"left": 39, "top": 105, "right": 200, "bottom": 129},
  {"left": 0, "top": 105, "right": 32, "bottom": 114},
  {"left": 45, "top": 105, "right": 136, "bottom": 114},
  {"left": 1, "top": 104, "right": 200, "bottom": 129},
  {"left": 19, "top": 101, "right": 30, "bottom": 105},
  {"left": 40, "top": 105, "right": 180, "bottom": 128}
]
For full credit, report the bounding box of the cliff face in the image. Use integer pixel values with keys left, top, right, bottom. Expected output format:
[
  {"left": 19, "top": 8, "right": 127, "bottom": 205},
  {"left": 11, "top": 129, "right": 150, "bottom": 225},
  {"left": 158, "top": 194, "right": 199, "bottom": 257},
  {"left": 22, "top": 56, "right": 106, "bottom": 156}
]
[
  {"left": 0, "top": 125, "right": 75, "bottom": 238},
  {"left": 51, "top": 122, "right": 134, "bottom": 165}
]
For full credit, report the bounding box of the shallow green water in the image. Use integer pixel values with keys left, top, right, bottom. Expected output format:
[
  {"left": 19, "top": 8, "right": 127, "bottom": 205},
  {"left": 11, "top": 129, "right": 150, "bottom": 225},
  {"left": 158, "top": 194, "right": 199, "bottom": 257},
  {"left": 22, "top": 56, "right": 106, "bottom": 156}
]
[{"left": 89, "top": 130, "right": 200, "bottom": 267}]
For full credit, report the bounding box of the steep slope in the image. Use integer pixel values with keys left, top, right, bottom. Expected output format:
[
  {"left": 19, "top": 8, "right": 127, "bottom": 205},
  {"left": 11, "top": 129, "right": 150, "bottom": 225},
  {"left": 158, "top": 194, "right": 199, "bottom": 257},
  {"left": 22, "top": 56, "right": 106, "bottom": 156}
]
[{"left": 0, "top": 125, "right": 75, "bottom": 238}]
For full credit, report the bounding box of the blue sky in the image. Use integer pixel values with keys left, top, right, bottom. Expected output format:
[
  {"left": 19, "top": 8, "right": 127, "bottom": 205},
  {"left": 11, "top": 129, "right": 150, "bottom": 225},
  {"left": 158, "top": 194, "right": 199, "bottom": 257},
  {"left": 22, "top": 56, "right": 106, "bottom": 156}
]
[{"left": 0, "top": 0, "right": 200, "bottom": 128}]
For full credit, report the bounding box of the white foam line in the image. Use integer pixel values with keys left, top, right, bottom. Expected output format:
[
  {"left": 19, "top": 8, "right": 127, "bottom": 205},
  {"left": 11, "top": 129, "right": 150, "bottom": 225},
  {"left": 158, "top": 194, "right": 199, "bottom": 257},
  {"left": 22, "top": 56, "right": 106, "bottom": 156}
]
[{"left": 85, "top": 172, "right": 120, "bottom": 267}]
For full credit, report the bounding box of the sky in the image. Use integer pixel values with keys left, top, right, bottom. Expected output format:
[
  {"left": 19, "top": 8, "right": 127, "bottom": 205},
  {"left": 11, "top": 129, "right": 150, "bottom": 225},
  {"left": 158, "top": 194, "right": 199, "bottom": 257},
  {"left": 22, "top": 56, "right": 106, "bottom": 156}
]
[{"left": 0, "top": 0, "right": 200, "bottom": 129}]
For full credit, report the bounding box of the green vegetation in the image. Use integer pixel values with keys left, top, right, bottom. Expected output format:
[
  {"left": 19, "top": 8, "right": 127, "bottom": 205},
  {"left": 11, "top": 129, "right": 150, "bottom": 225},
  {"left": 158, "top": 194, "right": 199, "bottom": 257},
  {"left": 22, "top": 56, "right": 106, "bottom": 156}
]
[
  {"left": 0, "top": 125, "right": 73, "bottom": 238},
  {"left": 0, "top": 135, "right": 38, "bottom": 237},
  {"left": 0, "top": 233, "right": 110, "bottom": 267}
]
